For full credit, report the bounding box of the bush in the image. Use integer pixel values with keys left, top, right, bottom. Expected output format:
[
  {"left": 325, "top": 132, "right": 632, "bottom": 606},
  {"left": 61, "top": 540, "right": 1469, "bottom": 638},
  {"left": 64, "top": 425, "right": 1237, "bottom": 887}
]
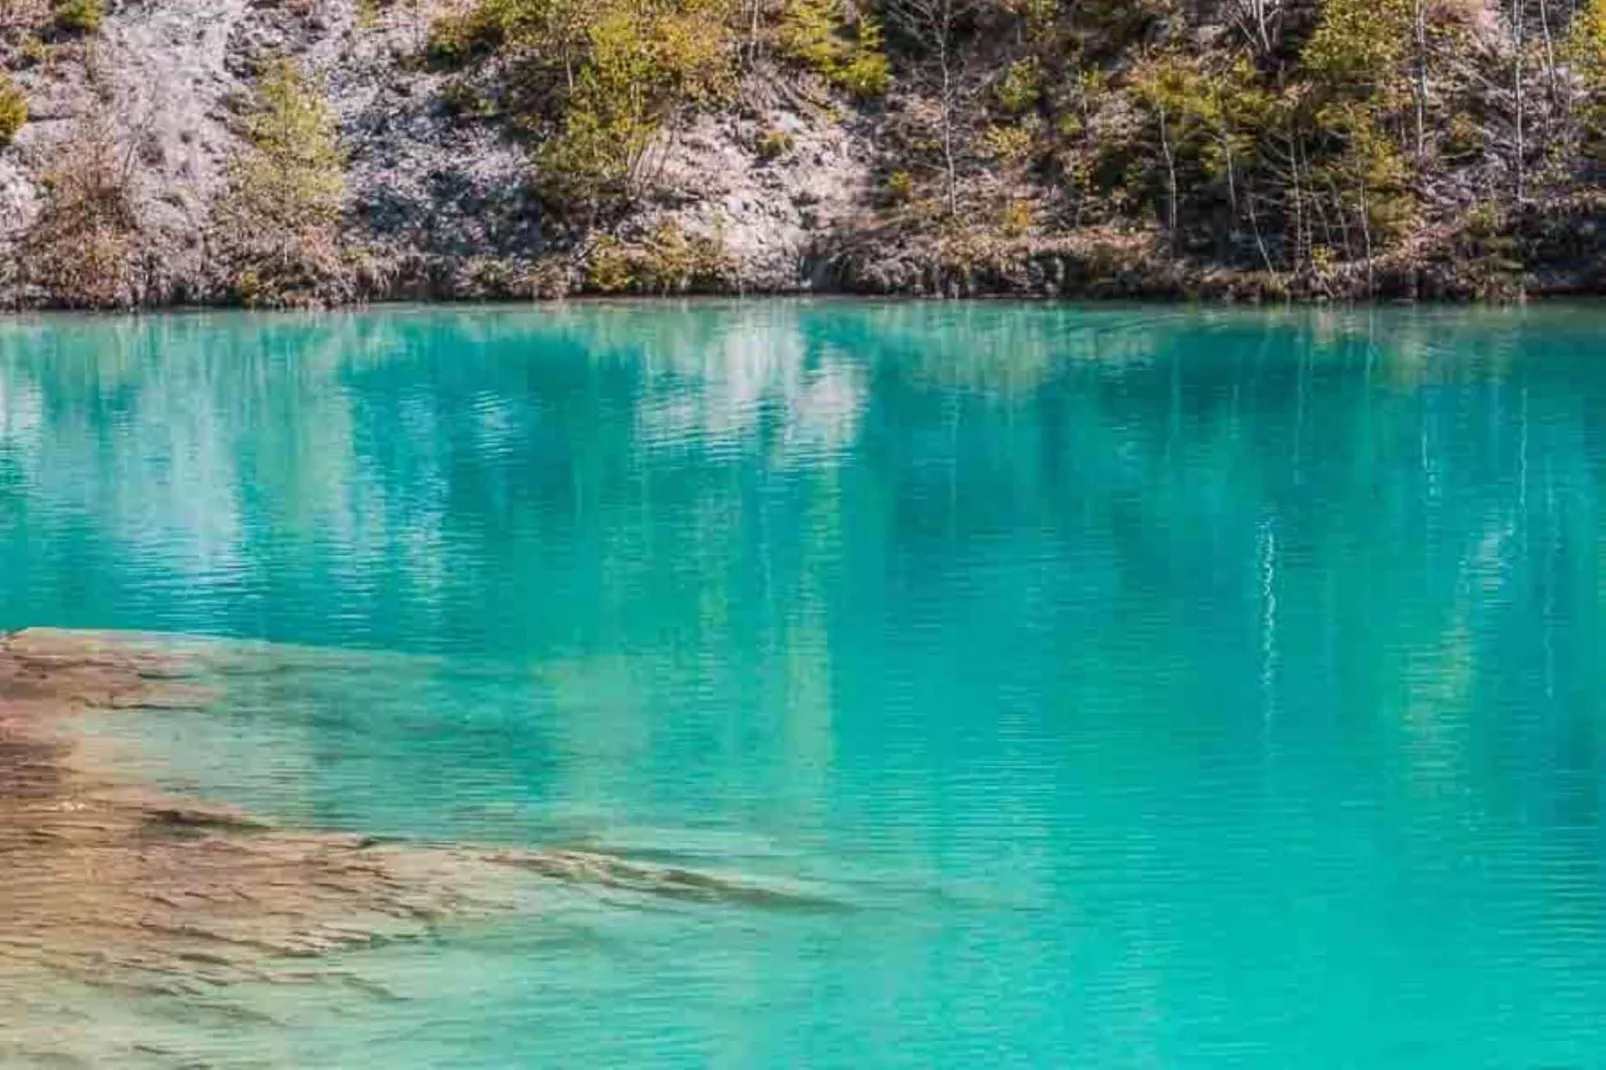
[
  {"left": 756, "top": 127, "right": 794, "bottom": 160},
  {"left": 53, "top": 0, "right": 102, "bottom": 33},
  {"left": 585, "top": 237, "right": 635, "bottom": 293},
  {"left": 1001, "top": 199, "right": 1032, "bottom": 237},
  {"left": 583, "top": 220, "right": 734, "bottom": 294},
  {"left": 0, "top": 76, "right": 27, "bottom": 146},
  {"left": 426, "top": 6, "right": 503, "bottom": 67},
  {"left": 777, "top": 0, "right": 890, "bottom": 99},
  {"left": 983, "top": 122, "right": 1034, "bottom": 166},
  {"left": 211, "top": 57, "right": 349, "bottom": 307},
  {"left": 24, "top": 115, "right": 143, "bottom": 308},
  {"left": 994, "top": 58, "right": 1041, "bottom": 115}
]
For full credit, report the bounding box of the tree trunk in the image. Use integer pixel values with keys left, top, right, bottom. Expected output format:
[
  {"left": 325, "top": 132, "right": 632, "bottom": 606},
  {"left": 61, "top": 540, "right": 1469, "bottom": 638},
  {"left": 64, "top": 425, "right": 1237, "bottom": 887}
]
[
  {"left": 1159, "top": 104, "right": 1178, "bottom": 256},
  {"left": 1514, "top": 0, "right": 1526, "bottom": 204},
  {"left": 938, "top": 0, "right": 958, "bottom": 217},
  {"left": 1413, "top": 0, "right": 1428, "bottom": 157}
]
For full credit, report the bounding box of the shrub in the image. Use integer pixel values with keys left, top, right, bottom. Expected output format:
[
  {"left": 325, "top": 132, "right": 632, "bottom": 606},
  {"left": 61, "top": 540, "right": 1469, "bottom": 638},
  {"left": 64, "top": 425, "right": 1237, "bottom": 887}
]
[
  {"left": 426, "top": 6, "right": 503, "bottom": 67},
  {"left": 585, "top": 237, "right": 635, "bottom": 293},
  {"left": 777, "top": 0, "right": 890, "bottom": 99},
  {"left": 836, "top": 18, "right": 891, "bottom": 98},
  {"left": 212, "top": 57, "right": 348, "bottom": 306},
  {"left": 583, "top": 220, "right": 734, "bottom": 293},
  {"left": 0, "top": 76, "right": 27, "bottom": 146},
  {"left": 994, "top": 58, "right": 1041, "bottom": 115},
  {"left": 438, "top": 78, "right": 494, "bottom": 117},
  {"left": 983, "top": 122, "right": 1034, "bottom": 166},
  {"left": 1001, "top": 199, "right": 1032, "bottom": 237},
  {"left": 756, "top": 127, "right": 794, "bottom": 160},
  {"left": 24, "top": 115, "right": 143, "bottom": 307},
  {"left": 53, "top": 0, "right": 102, "bottom": 33}
]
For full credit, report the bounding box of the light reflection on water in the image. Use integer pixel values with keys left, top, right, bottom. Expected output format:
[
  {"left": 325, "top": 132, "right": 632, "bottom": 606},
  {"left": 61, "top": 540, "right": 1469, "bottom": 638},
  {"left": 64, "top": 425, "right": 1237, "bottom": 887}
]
[{"left": 2, "top": 302, "right": 1606, "bottom": 1067}]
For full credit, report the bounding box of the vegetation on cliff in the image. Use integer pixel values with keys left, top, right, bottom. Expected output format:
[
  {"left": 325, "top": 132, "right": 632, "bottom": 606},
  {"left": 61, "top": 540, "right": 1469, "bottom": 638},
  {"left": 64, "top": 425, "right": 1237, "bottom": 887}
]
[
  {"left": 211, "top": 57, "right": 350, "bottom": 307},
  {"left": 3, "top": 0, "right": 1606, "bottom": 304},
  {"left": 414, "top": 0, "right": 1606, "bottom": 299}
]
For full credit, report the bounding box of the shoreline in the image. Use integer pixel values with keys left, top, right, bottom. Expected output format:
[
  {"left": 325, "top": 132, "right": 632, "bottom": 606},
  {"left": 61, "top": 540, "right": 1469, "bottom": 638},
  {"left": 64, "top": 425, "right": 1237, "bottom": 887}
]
[
  {"left": 0, "top": 628, "right": 838, "bottom": 1061},
  {"left": 1, "top": 288, "right": 1604, "bottom": 318}
]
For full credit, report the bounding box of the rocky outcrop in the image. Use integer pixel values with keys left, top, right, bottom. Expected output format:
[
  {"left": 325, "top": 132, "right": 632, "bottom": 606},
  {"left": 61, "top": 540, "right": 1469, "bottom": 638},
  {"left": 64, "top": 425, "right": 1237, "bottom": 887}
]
[{"left": 0, "top": 0, "right": 1601, "bottom": 305}]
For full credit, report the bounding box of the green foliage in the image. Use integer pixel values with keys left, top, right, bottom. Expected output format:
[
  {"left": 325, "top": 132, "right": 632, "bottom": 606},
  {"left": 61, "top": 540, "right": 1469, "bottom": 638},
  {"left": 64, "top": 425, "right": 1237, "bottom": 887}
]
[
  {"left": 1314, "top": 100, "right": 1413, "bottom": 241},
  {"left": 1302, "top": 0, "right": 1412, "bottom": 94},
  {"left": 1130, "top": 52, "right": 1208, "bottom": 137},
  {"left": 213, "top": 58, "right": 348, "bottom": 307},
  {"left": 1000, "top": 198, "right": 1032, "bottom": 237},
  {"left": 583, "top": 219, "right": 734, "bottom": 293},
  {"left": 436, "top": 0, "right": 740, "bottom": 210},
  {"left": 586, "top": 236, "right": 635, "bottom": 292},
  {"left": 53, "top": 0, "right": 102, "bottom": 33},
  {"left": 0, "top": 75, "right": 27, "bottom": 147},
  {"left": 756, "top": 127, "right": 795, "bottom": 160},
  {"left": 983, "top": 121, "right": 1035, "bottom": 166},
  {"left": 1569, "top": 0, "right": 1606, "bottom": 158},
  {"left": 994, "top": 58, "right": 1042, "bottom": 115},
  {"left": 439, "top": 78, "right": 495, "bottom": 117},
  {"left": 886, "top": 169, "right": 915, "bottom": 203},
  {"left": 776, "top": 0, "right": 890, "bottom": 99},
  {"left": 1453, "top": 200, "right": 1525, "bottom": 299}
]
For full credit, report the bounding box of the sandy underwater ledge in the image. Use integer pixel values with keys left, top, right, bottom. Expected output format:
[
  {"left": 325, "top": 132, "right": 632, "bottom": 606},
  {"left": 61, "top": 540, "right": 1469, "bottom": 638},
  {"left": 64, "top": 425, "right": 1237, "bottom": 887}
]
[{"left": 0, "top": 628, "right": 838, "bottom": 1062}]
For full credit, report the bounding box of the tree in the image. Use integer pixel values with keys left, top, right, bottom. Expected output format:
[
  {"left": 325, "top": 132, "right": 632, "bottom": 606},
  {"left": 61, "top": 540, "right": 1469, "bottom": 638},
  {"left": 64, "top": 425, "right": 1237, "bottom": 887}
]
[
  {"left": 1131, "top": 51, "right": 1209, "bottom": 255},
  {"left": 211, "top": 57, "right": 347, "bottom": 306},
  {"left": 1231, "top": 0, "right": 1285, "bottom": 59},
  {"left": 884, "top": 0, "right": 984, "bottom": 217},
  {"left": 24, "top": 112, "right": 144, "bottom": 308},
  {"left": 776, "top": 0, "right": 891, "bottom": 97},
  {"left": 434, "top": 0, "right": 740, "bottom": 215},
  {"left": 1568, "top": 0, "right": 1606, "bottom": 159}
]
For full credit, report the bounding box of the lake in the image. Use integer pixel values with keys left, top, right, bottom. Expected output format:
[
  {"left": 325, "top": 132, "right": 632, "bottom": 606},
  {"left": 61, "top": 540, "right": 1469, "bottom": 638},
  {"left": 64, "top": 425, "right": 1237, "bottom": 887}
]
[{"left": 2, "top": 301, "right": 1605, "bottom": 1067}]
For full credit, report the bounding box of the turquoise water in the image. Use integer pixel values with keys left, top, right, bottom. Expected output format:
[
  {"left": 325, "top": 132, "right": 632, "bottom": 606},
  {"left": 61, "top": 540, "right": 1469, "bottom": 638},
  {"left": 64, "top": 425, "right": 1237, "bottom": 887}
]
[{"left": 3, "top": 302, "right": 1606, "bottom": 1066}]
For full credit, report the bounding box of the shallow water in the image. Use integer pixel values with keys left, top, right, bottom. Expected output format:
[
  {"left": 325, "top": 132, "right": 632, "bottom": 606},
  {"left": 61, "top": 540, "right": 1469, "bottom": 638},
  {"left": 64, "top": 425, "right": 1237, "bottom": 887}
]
[{"left": 3, "top": 301, "right": 1606, "bottom": 1066}]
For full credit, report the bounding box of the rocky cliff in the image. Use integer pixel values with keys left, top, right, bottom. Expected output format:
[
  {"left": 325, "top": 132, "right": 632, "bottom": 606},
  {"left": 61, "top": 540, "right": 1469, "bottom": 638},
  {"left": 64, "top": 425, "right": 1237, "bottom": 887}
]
[{"left": 0, "top": 0, "right": 1601, "bottom": 306}]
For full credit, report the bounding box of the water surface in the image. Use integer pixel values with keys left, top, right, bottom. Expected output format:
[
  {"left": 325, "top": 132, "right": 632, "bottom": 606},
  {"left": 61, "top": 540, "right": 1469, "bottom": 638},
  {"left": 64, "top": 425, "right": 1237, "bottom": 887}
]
[{"left": 3, "top": 302, "right": 1605, "bottom": 1067}]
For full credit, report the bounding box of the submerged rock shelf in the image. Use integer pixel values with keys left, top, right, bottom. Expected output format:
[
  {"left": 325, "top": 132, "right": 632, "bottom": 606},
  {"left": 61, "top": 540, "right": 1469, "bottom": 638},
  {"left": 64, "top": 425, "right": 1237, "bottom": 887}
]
[{"left": 0, "top": 629, "right": 837, "bottom": 1060}]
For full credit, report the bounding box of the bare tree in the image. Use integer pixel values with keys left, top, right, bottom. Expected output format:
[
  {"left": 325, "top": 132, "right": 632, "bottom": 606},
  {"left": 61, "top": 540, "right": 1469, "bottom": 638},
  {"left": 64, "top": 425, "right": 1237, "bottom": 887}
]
[
  {"left": 1232, "top": 0, "right": 1285, "bottom": 59},
  {"left": 884, "top": 0, "right": 982, "bottom": 217},
  {"left": 1513, "top": 0, "right": 1526, "bottom": 203},
  {"left": 1412, "top": 0, "right": 1428, "bottom": 157}
]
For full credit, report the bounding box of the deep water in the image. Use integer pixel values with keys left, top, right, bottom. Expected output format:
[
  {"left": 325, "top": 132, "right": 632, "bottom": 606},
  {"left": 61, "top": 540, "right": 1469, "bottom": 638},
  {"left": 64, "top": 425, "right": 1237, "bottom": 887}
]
[{"left": 3, "top": 301, "right": 1606, "bottom": 1067}]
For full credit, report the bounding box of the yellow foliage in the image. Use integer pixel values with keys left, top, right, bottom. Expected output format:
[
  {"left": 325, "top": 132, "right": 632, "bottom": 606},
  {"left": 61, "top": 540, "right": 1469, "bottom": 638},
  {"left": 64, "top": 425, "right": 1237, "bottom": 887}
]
[
  {"left": 437, "top": 0, "right": 740, "bottom": 207},
  {"left": 53, "top": 0, "right": 101, "bottom": 33},
  {"left": 0, "top": 75, "right": 26, "bottom": 146},
  {"left": 777, "top": 0, "right": 890, "bottom": 98},
  {"left": 583, "top": 220, "right": 734, "bottom": 293}
]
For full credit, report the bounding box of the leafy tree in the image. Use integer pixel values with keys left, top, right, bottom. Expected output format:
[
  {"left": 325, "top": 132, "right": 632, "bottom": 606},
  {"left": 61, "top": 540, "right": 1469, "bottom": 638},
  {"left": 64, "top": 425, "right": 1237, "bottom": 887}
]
[
  {"left": 777, "top": 0, "right": 891, "bottom": 98},
  {"left": 435, "top": 0, "right": 740, "bottom": 214},
  {"left": 1130, "top": 51, "right": 1208, "bottom": 250},
  {"left": 212, "top": 57, "right": 347, "bottom": 306},
  {"left": 1568, "top": 0, "right": 1606, "bottom": 161},
  {"left": 1302, "top": 0, "right": 1413, "bottom": 95}
]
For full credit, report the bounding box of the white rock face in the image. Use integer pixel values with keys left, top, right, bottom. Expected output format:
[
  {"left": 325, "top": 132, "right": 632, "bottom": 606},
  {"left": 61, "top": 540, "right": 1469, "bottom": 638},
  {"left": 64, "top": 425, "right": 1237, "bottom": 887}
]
[{"left": 0, "top": 0, "right": 877, "bottom": 301}]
